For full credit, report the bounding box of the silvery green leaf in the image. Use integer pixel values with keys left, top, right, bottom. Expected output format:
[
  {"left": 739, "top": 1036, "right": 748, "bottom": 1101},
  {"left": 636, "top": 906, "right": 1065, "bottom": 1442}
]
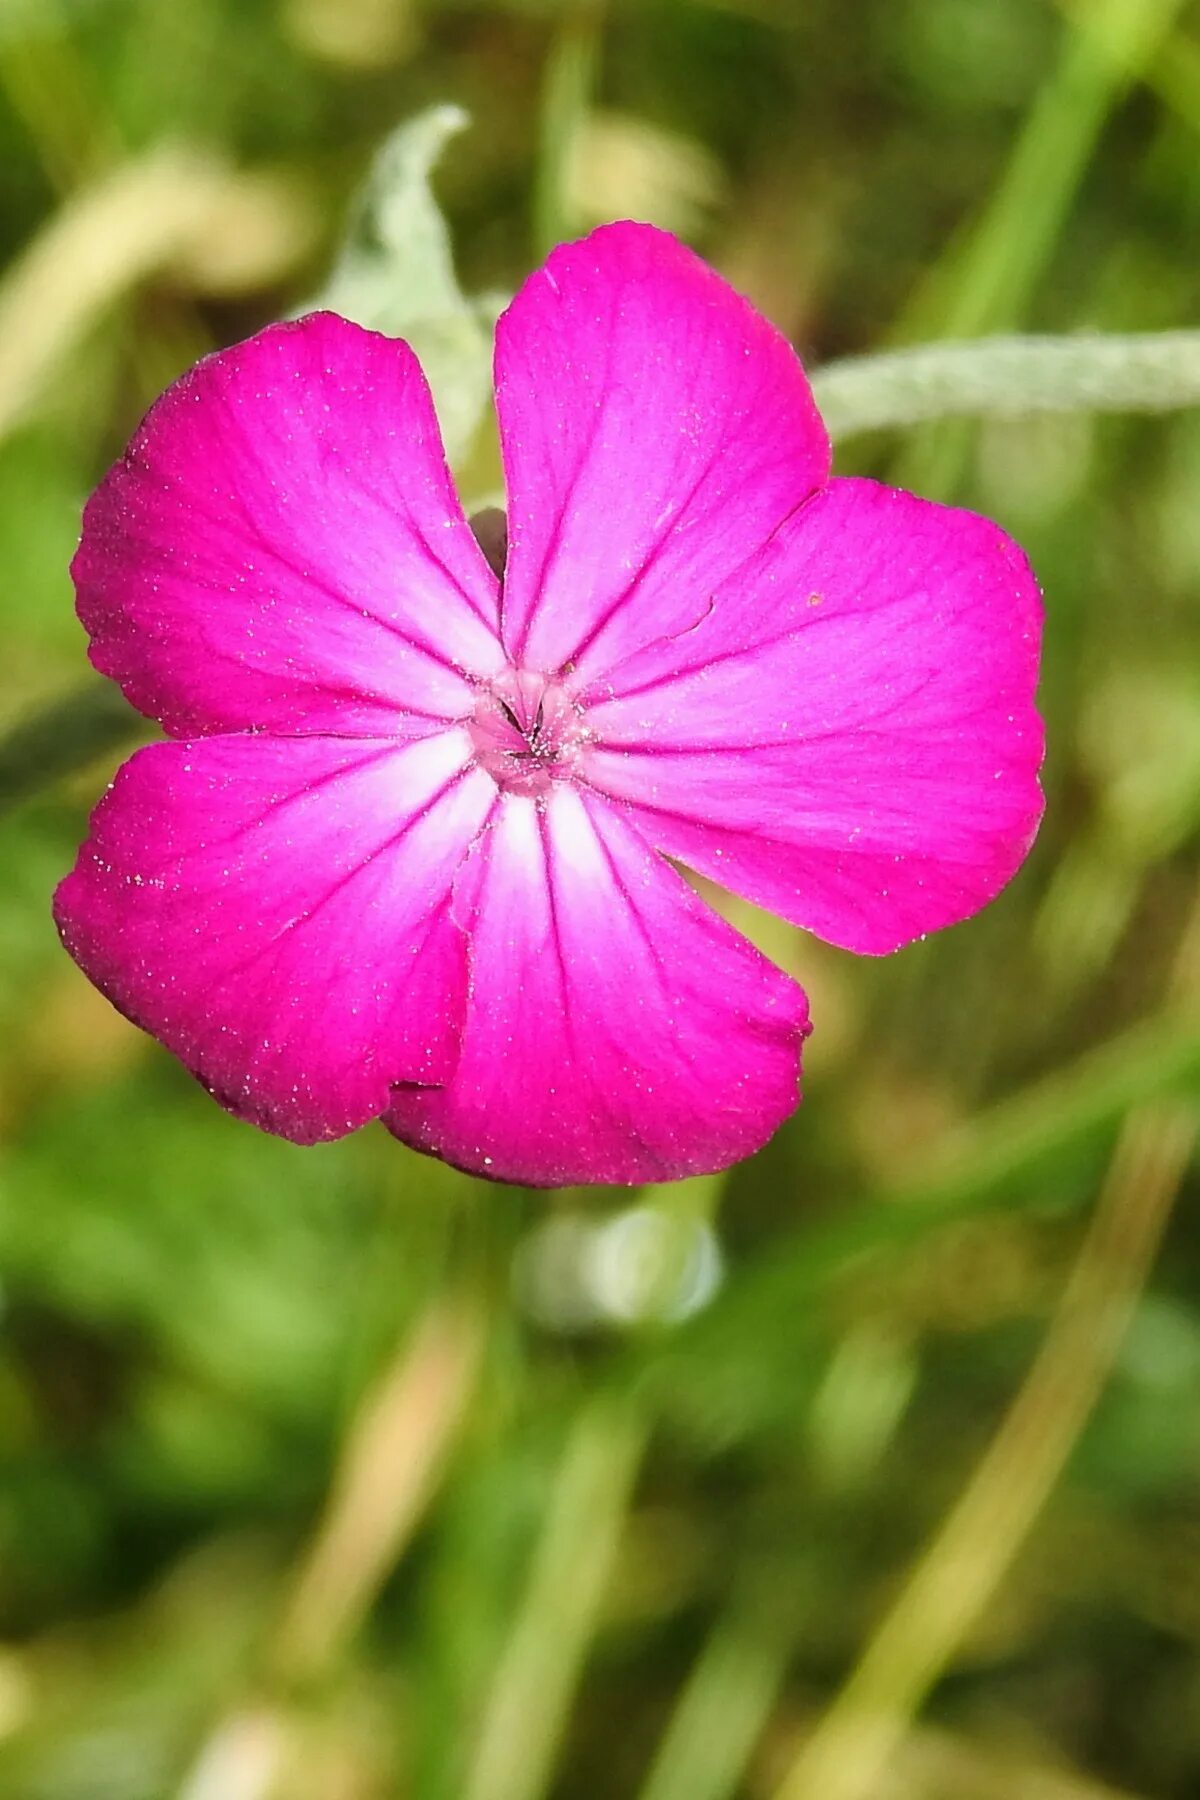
[
  {"left": 812, "top": 331, "right": 1200, "bottom": 442},
  {"left": 305, "top": 106, "right": 498, "bottom": 469}
]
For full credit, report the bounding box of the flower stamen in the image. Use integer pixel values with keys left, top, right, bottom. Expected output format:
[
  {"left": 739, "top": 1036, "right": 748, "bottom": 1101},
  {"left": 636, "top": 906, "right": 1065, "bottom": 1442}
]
[{"left": 470, "top": 673, "right": 587, "bottom": 796}]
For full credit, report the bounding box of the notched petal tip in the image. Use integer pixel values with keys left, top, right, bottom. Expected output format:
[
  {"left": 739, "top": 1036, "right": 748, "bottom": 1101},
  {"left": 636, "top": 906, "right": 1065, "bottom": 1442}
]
[
  {"left": 492, "top": 215, "right": 830, "bottom": 683},
  {"left": 583, "top": 473, "right": 1045, "bottom": 958},
  {"left": 386, "top": 788, "right": 809, "bottom": 1187},
  {"left": 72, "top": 309, "right": 504, "bottom": 740},
  {"left": 53, "top": 732, "right": 490, "bottom": 1146}
]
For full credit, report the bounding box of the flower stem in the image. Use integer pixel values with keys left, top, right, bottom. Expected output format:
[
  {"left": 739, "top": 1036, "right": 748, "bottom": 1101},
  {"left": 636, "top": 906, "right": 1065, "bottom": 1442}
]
[{"left": 813, "top": 330, "right": 1200, "bottom": 442}]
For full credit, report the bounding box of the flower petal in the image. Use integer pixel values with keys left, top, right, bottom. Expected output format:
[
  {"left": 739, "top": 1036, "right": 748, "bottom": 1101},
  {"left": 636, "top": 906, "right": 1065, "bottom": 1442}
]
[
  {"left": 75, "top": 312, "right": 505, "bottom": 738},
  {"left": 582, "top": 478, "right": 1044, "bottom": 955},
  {"left": 385, "top": 786, "right": 809, "bottom": 1186},
  {"left": 54, "top": 730, "right": 495, "bottom": 1142},
  {"left": 493, "top": 221, "right": 829, "bottom": 682}
]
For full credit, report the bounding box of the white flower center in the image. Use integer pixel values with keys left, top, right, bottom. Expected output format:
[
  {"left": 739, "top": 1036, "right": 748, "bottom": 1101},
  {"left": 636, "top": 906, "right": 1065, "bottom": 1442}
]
[{"left": 470, "top": 671, "right": 589, "bottom": 796}]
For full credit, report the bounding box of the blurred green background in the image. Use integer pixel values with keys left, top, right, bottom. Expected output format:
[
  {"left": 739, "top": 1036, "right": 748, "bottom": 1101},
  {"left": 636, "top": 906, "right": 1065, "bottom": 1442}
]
[{"left": 2, "top": 1, "right": 1200, "bottom": 1797}]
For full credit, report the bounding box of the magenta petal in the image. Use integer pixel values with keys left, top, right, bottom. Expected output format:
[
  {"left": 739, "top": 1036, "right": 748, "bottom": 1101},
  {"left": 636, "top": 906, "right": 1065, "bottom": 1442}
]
[
  {"left": 54, "top": 730, "right": 495, "bottom": 1142},
  {"left": 75, "top": 313, "right": 505, "bottom": 738},
  {"left": 493, "top": 221, "right": 829, "bottom": 682},
  {"left": 583, "top": 478, "right": 1045, "bottom": 956},
  {"left": 384, "top": 787, "right": 809, "bottom": 1186}
]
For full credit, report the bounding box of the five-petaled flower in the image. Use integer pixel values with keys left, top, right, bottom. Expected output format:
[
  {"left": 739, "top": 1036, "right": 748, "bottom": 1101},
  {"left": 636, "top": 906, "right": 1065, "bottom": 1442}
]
[{"left": 54, "top": 223, "right": 1044, "bottom": 1187}]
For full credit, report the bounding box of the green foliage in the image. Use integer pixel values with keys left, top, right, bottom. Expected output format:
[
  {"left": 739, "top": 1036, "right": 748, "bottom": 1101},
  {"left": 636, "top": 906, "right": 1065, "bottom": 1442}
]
[{"left": 304, "top": 104, "right": 497, "bottom": 470}]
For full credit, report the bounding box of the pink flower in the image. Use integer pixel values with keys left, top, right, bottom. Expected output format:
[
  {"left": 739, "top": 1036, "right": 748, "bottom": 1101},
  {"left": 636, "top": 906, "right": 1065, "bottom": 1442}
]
[{"left": 54, "top": 223, "right": 1043, "bottom": 1187}]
